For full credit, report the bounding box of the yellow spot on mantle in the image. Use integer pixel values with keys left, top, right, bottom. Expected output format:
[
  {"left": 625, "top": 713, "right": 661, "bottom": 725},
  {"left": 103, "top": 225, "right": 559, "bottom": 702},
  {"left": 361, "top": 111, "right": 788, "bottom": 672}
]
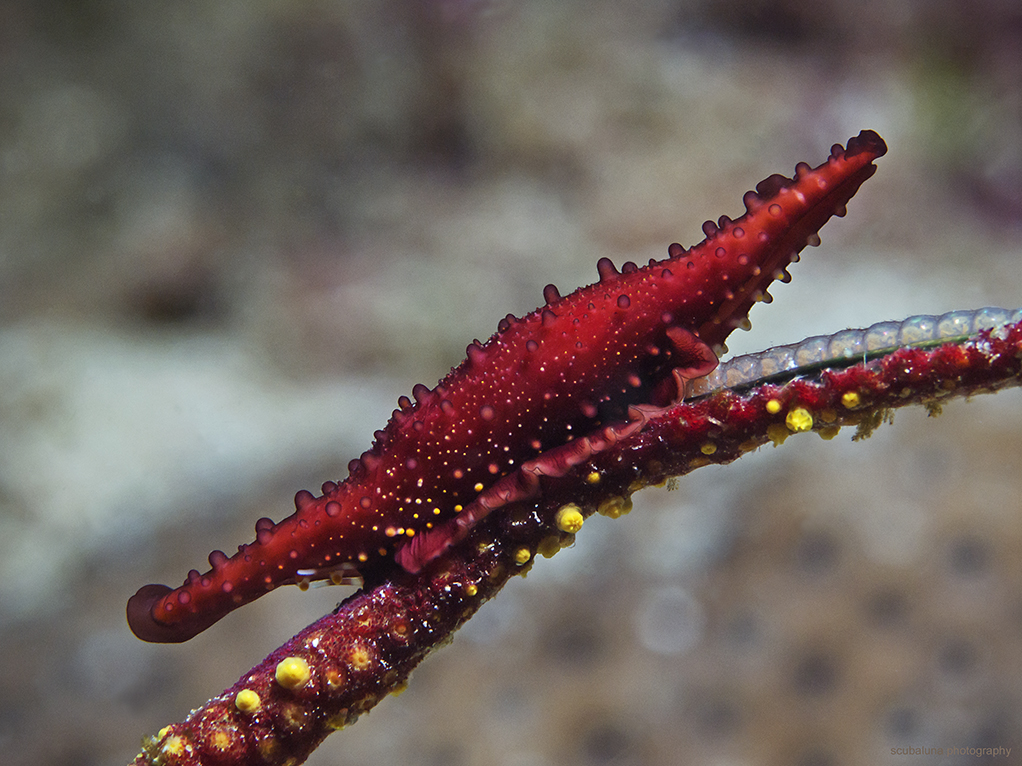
[
  {"left": 514, "top": 547, "right": 532, "bottom": 565},
  {"left": 700, "top": 442, "right": 717, "bottom": 455},
  {"left": 555, "top": 504, "right": 584, "bottom": 534},
  {"left": 275, "top": 657, "right": 312, "bottom": 690},
  {"left": 841, "top": 391, "right": 861, "bottom": 409},
  {"left": 235, "top": 688, "right": 261, "bottom": 714},
  {"left": 785, "top": 407, "right": 813, "bottom": 433},
  {"left": 765, "top": 399, "right": 782, "bottom": 414}
]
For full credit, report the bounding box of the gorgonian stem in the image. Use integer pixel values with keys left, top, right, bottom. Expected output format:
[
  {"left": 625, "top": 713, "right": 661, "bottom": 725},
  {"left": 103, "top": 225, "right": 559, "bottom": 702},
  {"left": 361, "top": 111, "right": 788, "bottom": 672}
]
[{"left": 131, "top": 313, "right": 1022, "bottom": 766}]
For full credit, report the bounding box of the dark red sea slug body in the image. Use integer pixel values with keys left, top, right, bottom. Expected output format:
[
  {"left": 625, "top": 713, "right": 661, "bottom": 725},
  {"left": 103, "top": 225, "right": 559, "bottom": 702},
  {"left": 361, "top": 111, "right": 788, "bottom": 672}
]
[{"left": 128, "top": 131, "right": 886, "bottom": 642}]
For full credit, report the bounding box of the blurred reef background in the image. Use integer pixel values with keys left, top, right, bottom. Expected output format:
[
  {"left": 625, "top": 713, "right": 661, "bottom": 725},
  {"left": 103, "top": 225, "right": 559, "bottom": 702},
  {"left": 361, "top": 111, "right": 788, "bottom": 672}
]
[{"left": 1, "top": 2, "right": 1022, "bottom": 764}]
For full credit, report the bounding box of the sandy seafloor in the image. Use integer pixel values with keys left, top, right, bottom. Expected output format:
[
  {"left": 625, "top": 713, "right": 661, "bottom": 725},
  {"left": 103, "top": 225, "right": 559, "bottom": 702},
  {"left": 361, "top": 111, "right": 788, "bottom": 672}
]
[{"left": 2, "top": 2, "right": 1022, "bottom": 765}]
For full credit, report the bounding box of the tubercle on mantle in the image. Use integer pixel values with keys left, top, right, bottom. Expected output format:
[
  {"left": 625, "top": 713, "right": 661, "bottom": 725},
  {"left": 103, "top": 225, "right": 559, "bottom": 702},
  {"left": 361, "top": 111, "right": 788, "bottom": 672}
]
[{"left": 127, "top": 130, "right": 887, "bottom": 643}]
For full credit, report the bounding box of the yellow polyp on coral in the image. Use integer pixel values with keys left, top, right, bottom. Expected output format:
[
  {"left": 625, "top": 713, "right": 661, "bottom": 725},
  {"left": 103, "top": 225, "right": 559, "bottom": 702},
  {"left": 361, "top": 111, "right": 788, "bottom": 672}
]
[
  {"left": 785, "top": 407, "right": 813, "bottom": 433},
  {"left": 390, "top": 619, "right": 412, "bottom": 642},
  {"left": 235, "top": 688, "right": 261, "bottom": 714},
  {"left": 585, "top": 471, "right": 601, "bottom": 484},
  {"left": 597, "top": 495, "right": 631, "bottom": 518},
  {"left": 464, "top": 583, "right": 478, "bottom": 596},
  {"left": 326, "top": 711, "right": 349, "bottom": 731},
  {"left": 280, "top": 701, "right": 310, "bottom": 732},
  {"left": 477, "top": 540, "right": 496, "bottom": 554},
  {"left": 819, "top": 408, "right": 837, "bottom": 423},
  {"left": 818, "top": 425, "right": 841, "bottom": 440},
  {"left": 257, "top": 738, "right": 281, "bottom": 763},
  {"left": 209, "top": 730, "right": 232, "bottom": 752},
  {"left": 700, "top": 442, "right": 717, "bottom": 455},
  {"left": 514, "top": 547, "right": 532, "bottom": 565},
  {"left": 765, "top": 398, "right": 783, "bottom": 414},
  {"left": 538, "top": 535, "right": 561, "bottom": 558},
  {"left": 324, "top": 666, "right": 345, "bottom": 691},
  {"left": 766, "top": 423, "right": 790, "bottom": 445},
  {"left": 841, "top": 391, "right": 861, "bottom": 409},
  {"left": 555, "top": 504, "right": 584, "bottom": 533},
  {"left": 390, "top": 680, "right": 410, "bottom": 696},
  {"left": 275, "top": 657, "right": 312, "bottom": 690},
  {"left": 347, "top": 645, "right": 374, "bottom": 672},
  {"left": 161, "top": 735, "right": 189, "bottom": 758}
]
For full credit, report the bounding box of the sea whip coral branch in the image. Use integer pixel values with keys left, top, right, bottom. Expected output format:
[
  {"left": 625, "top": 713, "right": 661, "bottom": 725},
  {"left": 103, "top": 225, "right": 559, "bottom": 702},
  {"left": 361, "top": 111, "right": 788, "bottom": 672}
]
[{"left": 131, "top": 316, "right": 1022, "bottom": 766}]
